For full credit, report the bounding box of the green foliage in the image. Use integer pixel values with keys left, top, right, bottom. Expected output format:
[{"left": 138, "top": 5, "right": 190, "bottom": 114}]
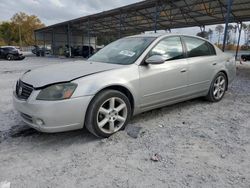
[
  {"left": 0, "top": 12, "right": 45, "bottom": 46},
  {"left": 215, "top": 25, "right": 224, "bottom": 45},
  {"left": 0, "top": 22, "right": 13, "bottom": 45}
]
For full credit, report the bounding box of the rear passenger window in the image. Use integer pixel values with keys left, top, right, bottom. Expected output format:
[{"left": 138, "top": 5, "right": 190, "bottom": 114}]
[
  {"left": 183, "top": 36, "right": 215, "bottom": 57},
  {"left": 206, "top": 42, "right": 216, "bottom": 55}
]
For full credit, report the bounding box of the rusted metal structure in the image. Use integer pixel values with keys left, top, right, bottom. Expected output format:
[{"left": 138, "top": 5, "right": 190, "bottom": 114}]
[{"left": 35, "top": 0, "right": 250, "bottom": 57}]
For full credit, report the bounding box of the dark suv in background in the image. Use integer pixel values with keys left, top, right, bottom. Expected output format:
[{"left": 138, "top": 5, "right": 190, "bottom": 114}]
[
  {"left": 0, "top": 46, "right": 25, "bottom": 60},
  {"left": 241, "top": 54, "right": 250, "bottom": 61},
  {"left": 65, "top": 45, "right": 94, "bottom": 58}
]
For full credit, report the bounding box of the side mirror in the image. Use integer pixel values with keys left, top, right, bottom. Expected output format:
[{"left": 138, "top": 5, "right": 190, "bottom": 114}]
[{"left": 145, "top": 55, "right": 167, "bottom": 65}]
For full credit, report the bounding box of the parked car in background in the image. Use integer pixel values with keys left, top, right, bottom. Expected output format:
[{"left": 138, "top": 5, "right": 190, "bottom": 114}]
[
  {"left": 241, "top": 54, "right": 250, "bottom": 61},
  {"left": 82, "top": 45, "right": 94, "bottom": 58},
  {"left": 64, "top": 45, "right": 94, "bottom": 58},
  {"left": 0, "top": 46, "right": 25, "bottom": 60},
  {"left": 13, "top": 34, "right": 236, "bottom": 138},
  {"left": 32, "top": 45, "right": 51, "bottom": 56}
]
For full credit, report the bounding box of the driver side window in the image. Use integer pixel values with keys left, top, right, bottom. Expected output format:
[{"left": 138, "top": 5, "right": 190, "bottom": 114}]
[{"left": 148, "top": 36, "right": 184, "bottom": 61}]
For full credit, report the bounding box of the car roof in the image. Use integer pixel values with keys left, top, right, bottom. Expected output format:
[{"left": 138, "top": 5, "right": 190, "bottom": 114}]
[
  {"left": 128, "top": 33, "right": 213, "bottom": 44},
  {"left": 129, "top": 33, "right": 165, "bottom": 38},
  {"left": 0, "top": 46, "right": 16, "bottom": 48}
]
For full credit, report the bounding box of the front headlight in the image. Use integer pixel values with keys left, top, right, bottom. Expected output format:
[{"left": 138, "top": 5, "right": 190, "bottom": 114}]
[{"left": 36, "top": 83, "right": 77, "bottom": 101}]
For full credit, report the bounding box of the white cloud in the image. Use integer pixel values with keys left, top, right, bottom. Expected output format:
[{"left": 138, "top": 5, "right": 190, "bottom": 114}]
[
  {"left": 49, "top": 0, "right": 65, "bottom": 8},
  {"left": 0, "top": 0, "right": 142, "bottom": 25}
]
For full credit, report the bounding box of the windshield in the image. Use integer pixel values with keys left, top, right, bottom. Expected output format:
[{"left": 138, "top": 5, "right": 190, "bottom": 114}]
[{"left": 88, "top": 37, "right": 156, "bottom": 65}]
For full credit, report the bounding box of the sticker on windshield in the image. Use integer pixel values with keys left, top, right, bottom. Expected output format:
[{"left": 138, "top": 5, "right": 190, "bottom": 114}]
[{"left": 119, "top": 50, "right": 135, "bottom": 57}]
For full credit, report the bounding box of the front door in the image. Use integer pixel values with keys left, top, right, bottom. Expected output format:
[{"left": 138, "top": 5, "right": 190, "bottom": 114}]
[{"left": 139, "top": 36, "right": 188, "bottom": 109}]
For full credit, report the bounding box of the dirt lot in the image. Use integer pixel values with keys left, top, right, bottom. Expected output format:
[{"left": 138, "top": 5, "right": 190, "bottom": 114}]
[{"left": 0, "top": 56, "right": 250, "bottom": 188}]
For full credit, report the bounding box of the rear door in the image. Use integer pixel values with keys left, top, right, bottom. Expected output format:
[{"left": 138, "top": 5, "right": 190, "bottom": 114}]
[
  {"left": 139, "top": 36, "right": 188, "bottom": 109},
  {"left": 182, "top": 36, "right": 217, "bottom": 94}
]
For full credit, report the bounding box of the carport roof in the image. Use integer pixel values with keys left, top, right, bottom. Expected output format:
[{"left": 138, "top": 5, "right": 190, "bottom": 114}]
[{"left": 35, "top": 0, "right": 250, "bottom": 35}]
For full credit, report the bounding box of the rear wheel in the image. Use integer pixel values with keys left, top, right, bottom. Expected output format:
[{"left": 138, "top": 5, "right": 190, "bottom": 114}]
[
  {"left": 85, "top": 90, "right": 132, "bottom": 138},
  {"left": 206, "top": 72, "right": 227, "bottom": 102},
  {"left": 6, "top": 54, "right": 14, "bottom": 61}
]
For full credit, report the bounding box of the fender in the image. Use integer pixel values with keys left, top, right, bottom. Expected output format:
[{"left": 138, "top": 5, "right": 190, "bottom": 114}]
[{"left": 71, "top": 64, "right": 141, "bottom": 112}]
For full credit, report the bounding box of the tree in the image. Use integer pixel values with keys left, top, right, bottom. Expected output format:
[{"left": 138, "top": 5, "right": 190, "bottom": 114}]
[
  {"left": 215, "top": 25, "right": 224, "bottom": 45},
  {"left": 0, "top": 12, "right": 45, "bottom": 46},
  {"left": 243, "top": 24, "right": 250, "bottom": 46},
  {"left": 208, "top": 29, "right": 213, "bottom": 41},
  {"left": 242, "top": 23, "right": 248, "bottom": 45},
  {"left": 247, "top": 24, "right": 250, "bottom": 46},
  {"left": 196, "top": 31, "right": 209, "bottom": 39},
  {"left": 0, "top": 22, "right": 13, "bottom": 45},
  {"left": 232, "top": 25, "right": 237, "bottom": 45},
  {"left": 226, "top": 24, "right": 235, "bottom": 45}
]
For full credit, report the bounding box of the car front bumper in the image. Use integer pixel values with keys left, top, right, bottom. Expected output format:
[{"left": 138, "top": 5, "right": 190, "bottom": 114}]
[
  {"left": 13, "top": 92, "right": 93, "bottom": 133},
  {"left": 12, "top": 53, "right": 25, "bottom": 60}
]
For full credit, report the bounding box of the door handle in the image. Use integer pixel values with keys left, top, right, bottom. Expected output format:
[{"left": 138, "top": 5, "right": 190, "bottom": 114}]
[
  {"left": 180, "top": 69, "right": 187, "bottom": 73},
  {"left": 212, "top": 62, "right": 217, "bottom": 66}
]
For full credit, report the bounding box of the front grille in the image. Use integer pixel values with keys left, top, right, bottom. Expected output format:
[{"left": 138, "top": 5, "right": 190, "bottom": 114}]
[
  {"left": 16, "top": 80, "right": 33, "bottom": 100},
  {"left": 20, "top": 113, "right": 33, "bottom": 123}
]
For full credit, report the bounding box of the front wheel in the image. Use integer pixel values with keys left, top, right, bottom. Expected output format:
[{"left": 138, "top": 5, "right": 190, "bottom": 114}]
[
  {"left": 6, "top": 54, "right": 14, "bottom": 60},
  {"left": 206, "top": 72, "right": 227, "bottom": 102},
  {"left": 85, "top": 90, "right": 132, "bottom": 138}
]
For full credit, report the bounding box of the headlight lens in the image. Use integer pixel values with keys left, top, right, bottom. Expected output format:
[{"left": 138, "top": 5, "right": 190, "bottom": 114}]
[{"left": 36, "top": 83, "right": 77, "bottom": 101}]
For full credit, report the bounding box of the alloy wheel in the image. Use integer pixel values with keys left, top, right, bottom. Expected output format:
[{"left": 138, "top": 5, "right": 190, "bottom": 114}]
[
  {"left": 213, "top": 75, "right": 226, "bottom": 100},
  {"left": 97, "top": 97, "right": 128, "bottom": 134}
]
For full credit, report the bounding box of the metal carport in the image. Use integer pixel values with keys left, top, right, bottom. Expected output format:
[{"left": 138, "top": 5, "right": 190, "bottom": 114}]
[{"left": 34, "top": 0, "right": 250, "bottom": 57}]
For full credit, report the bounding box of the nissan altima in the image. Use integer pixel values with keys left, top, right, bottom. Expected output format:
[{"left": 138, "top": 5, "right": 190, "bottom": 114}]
[{"left": 13, "top": 34, "right": 236, "bottom": 137}]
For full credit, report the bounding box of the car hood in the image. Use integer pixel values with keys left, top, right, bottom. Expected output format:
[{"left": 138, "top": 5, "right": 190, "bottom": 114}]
[{"left": 21, "top": 61, "right": 123, "bottom": 88}]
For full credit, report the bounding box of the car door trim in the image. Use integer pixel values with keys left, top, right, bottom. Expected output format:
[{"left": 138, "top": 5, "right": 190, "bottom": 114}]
[
  {"left": 143, "top": 84, "right": 188, "bottom": 97},
  {"left": 140, "top": 90, "right": 206, "bottom": 109}
]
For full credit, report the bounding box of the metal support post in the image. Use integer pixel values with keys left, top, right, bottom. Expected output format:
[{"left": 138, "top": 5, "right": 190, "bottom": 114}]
[
  {"left": 154, "top": 1, "right": 158, "bottom": 33},
  {"left": 119, "top": 11, "right": 122, "bottom": 38},
  {"left": 235, "top": 22, "right": 242, "bottom": 60},
  {"left": 51, "top": 29, "right": 55, "bottom": 55},
  {"left": 67, "top": 23, "right": 72, "bottom": 57},
  {"left": 222, "top": 0, "right": 233, "bottom": 51},
  {"left": 88, "top": 18, "right": 91, "bottom": 57}
]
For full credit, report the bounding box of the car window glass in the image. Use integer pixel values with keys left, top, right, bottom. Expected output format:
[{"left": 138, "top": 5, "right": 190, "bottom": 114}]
[
  {"left": 206, "top": 42, "right": 216, "bottom": 55},
  {"left": 7, "top": 47, "right": 13, "bottom": 50},
  {"left": 149, "top": 36, "right": 184, "bottom": 61},
  {"left": 89, "top": 37, "right": 155, "bottom": 65},
  {"left": 183, "top": 36, "right": 213, "bottom": 57}
]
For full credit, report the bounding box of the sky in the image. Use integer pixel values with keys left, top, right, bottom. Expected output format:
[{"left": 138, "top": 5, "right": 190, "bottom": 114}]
[
  {"left": 0, "top": 0, "right": 247, "bottom": 44},
  {"left": 0, "top": 0, "right": 142, "bottom": 25}
]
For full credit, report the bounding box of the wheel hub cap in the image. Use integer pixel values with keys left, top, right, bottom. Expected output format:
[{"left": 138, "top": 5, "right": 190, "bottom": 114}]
[
  {"left": 97, "top": 97, "right": 128, "bottom": 134},
  {"left": 213, "top": 75, "right": 226, "bottom": 100}
]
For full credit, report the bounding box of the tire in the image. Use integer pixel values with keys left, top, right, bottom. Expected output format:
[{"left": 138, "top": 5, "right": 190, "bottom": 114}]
[
  {"left": 6, "top": 54, "right": 14, "bottom": 61},
  {"left": 18, "top": 56, "right": 25, "bottom": 60},
  {"left": 85, "top": 89, "right": 132, "bottom": 138},
  {"left": 206, "top": 72, "right": 227, "bottom": 102}
]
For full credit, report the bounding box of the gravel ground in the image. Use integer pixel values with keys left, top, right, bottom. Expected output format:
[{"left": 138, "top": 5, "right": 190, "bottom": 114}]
[{"left": 0, "top": 56, "right": 249, "bottom": 188}]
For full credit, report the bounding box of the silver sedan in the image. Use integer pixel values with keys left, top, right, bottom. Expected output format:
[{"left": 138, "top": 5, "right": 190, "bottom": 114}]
[{"left": 13, "top": 34, "right": 236, "bottom": 137}]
